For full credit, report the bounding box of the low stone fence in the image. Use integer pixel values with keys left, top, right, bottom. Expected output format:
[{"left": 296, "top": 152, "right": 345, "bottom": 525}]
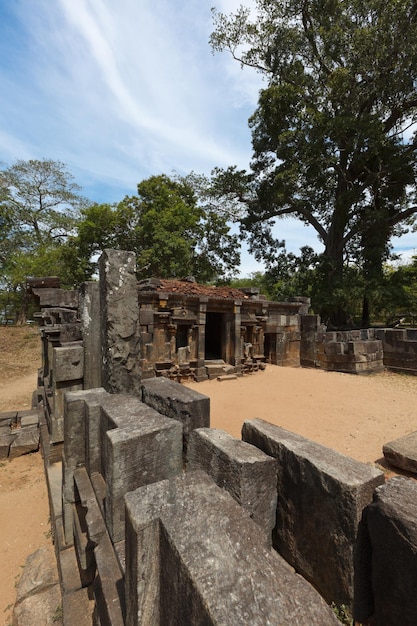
[{"left": 375, "top": 327, "right": 417, "bottom": 374}]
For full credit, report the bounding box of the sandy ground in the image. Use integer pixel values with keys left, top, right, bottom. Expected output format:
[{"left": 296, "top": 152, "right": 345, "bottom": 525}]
[
  {"left": 185, "top": 366, "right": 417, "bottom": 466},
  {"left": 0, "top": 370, "right": 52, "bottom": 626},
  {"left": 1, "top": 361, "right": 417, "bottom": 624}
]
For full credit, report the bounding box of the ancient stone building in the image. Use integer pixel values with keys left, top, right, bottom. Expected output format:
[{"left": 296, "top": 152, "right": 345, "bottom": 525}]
[{"left": 136, "top": 277, "right": 305, "bottom": 381}]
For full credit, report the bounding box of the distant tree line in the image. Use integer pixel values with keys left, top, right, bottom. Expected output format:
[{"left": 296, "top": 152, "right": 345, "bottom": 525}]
[{"left": 1, "top": 158, "right": 417, "bottom": 327}]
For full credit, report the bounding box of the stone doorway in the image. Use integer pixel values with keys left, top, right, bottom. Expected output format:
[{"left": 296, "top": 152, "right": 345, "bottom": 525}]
[{"left": 205, "top": 312, "right": 224, "bottom": 360}]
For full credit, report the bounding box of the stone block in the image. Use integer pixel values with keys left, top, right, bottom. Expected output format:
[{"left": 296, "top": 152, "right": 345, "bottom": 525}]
[
  {"left": 64, "top": 389, "right": 106, "bottom": 471},
  {"left": 9, "top": 425, "right": 39, "bottom": 459},
  {"left": 242, "top": 418, "right": 384, "bottom": 608},
  {"left": 63, "top": 388, "right": 108, "bottom": 506},
  {"left": 52, "top": 380, "right": 83, "bottom": 444},
  {"left": 0, "top": 433, "right": 15, "bottom": 459},
  {"left": 383, "top": 430, "right": 417, "bottom": 473},
  {"left": 124, "top": 471, "right": 339, "bottom": 626},
  {"left": 32, "top": 287, "right": 78, "bottom": 308},
  {"left": 53, "top": 344, "right": 84, "bottom": 383},
  {"left": 13, "top": 546, "right": 61, "bottom": 626},
  {"left": 139, "top": 308, "right": 154, "bottom": 325},
  {"left": 365, "top": 477, "right": 417, "bottom": 625},
  {"left": 93, "top": 532, "right": 125, "bottom": 626},
  {"left": 141, "top": 377, "right": 209, "bottom": 449},
  {"left": 62, "top": 587, "right": 93, "bottom": 626},
  {"left": 19, "top": 411, "right": 39, "bottom": 427},
  {"left": 100, "top": 394, "right": 183, "bottom": 542},
  {"left": 187, "top": 428, "right": 277, "bottom": 545}
]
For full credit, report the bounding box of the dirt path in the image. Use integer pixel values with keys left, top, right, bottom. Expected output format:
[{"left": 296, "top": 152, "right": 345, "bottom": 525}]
[
  {"left": 185, "top": 366, "right": 417, "bottom": 465},
  {"left": 0, "top": 369, "right": 51, "bottom": 626}
]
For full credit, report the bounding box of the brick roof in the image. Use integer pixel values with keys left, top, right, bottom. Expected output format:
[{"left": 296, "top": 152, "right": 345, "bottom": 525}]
[{"left": 155, "top": 278, "right": 250, "bottom": 300}]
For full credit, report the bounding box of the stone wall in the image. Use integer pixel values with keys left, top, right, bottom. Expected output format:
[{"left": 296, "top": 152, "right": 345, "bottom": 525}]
[
  {"left": 375, "top": 327, "right": 417, "bottom": 374},
  {"left": 301, "top": 318, "right": 385, "bottom": 374}
]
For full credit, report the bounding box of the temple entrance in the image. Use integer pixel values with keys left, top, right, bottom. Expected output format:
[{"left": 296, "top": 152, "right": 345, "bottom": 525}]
[{"left": 205, "top": 312, "right": 224, "bottom": 360}]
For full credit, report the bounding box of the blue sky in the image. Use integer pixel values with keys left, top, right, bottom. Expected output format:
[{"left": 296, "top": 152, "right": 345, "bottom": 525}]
[{"left": 0, "top": 0, "right": 415, "bottom": 273}]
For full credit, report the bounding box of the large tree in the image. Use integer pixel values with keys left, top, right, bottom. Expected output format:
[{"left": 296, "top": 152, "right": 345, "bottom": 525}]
[
  {"left": 211, "top": 0, "right": 417, "bottom": 324},
  {"left": 0, "top": 159, "right": 88, "bottom": 320},
  {"left": 67, "top": 173, "right": 240, "bottom": 283}
]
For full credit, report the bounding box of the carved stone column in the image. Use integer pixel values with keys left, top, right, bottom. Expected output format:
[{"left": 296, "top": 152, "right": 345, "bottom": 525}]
[{"left": 99, "top": 249, "right": 141, "bottom": 394}]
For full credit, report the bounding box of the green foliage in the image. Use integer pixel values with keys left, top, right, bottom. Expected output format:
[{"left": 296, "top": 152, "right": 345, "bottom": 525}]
[
  {"left": 69, "top": 173, "right": 240, "bottom": 283},
  {"left": 0, "top": 159, "right": 89, "bottom": 320},
  {"left": 211, "top": 0, "right": 417, "bottom": 324},
  {"left": 331, "top": 602, "right": 353, "bottom": 625}
]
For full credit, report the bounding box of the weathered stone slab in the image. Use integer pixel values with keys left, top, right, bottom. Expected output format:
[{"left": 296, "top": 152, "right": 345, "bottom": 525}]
[
  {"left": 99, "top": 249, "right": 141, "bottom": 394},
  {"left": 365, "top": 477, "right": 417, "bottom": 625},
  {"left": 52, "top": 380, "right": 83, "bottom": 444},
  {"left": 63, "top": 388, "right": 108, "bottom": 515},
  {"left": 0, "top": 433, "right": 15, "bottom": 459},
  {"left": 13, "top": 546, "right": 61, "bottom": 626},
  {"left": 383, "top": 430, "right": 417, "bottom": 473},
  {"left": 242, "top": 418, "right": 384, "bottom": 608},
  {"left": 100, "top": 394, "right": 183, "bottom": 542},
  {"left": 9, "top": 425, "right": 39, "bottom": 458},
  {"left": 64, "top": 388, "right": 108, "bottom": 474},
  {"left": 53, "top": 344, "right": 84, "bottom": 383},
  {"left": 31, "top": 286, "right": 78, "bottom": 308},
  {"left": 187, "top": 428, "right": 277, "bottom": 545},
  {"left": 141, "top": 376, "right": 209, "bottom": 449},
  {"left": 79, "top": 281, "right": 102, "bottom": 390},
  {"left": 19, "top": 411, "right": 39, "bottom": 427},
  {"left": 125, "top": 471, "right": 339, "bottom": 626}
]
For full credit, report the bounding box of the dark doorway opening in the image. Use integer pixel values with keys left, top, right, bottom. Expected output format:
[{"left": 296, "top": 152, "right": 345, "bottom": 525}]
[{"left": 205, "top": 312, "right": 223, "bottom": 360}]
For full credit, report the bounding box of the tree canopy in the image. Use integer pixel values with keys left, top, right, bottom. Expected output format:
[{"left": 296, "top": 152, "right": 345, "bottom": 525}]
[
  {"left": 211, "top": 0, "right": 417, "bottom": 324},
  {"left": 66, "top": 173, "right": 241, "bottom": 285},
  {"left": 0, "top": 159, "right": 88, "bottom": 320}
]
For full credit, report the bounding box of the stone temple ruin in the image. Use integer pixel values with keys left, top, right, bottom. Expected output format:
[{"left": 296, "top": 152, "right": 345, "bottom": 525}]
[{"left": 4, "top": 248, "right": 417, "bottom": 625}]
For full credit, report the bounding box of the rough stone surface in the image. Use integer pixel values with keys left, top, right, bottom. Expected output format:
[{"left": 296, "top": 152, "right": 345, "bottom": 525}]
[
  {"left": 0, "top": 433, "right": 15, "bottom": 459},
  {"left": 125, "top": 470, "right": 339, "bottom": 626},
  {"left": 141, "top": 376, "right": 210, "bottom": 448},
  {"left": 365, "top": 477, "right": 417, "bottom": 625},
  {"left": 9, "top": 425, "right": 39, "bottom": 458},
  {"left": 99, "top": 249, "right": 141, "bottom": 394},
  {"left": 100, "top": 394, "right": 183, "bottom": 542},
  {"left": 242, "top": 418, "right": 384, "bottom": 608},
  {"left": 383, "top": 430, "right": 417, "bottom": 473},
  {"left": 79, "top": 281, "right": 102, "bottom": 390},
  {"left": 53, "top": 344, "right": 84, "bottom": 383},
  {"left": 187, "top": 427, "right": 277, "bottom": 545},
  {"left": 64, "top": 388, "right": 108, "bottom": 476},
  {"left": 13, "top": 546, "right": 62, "bottom": 626}
]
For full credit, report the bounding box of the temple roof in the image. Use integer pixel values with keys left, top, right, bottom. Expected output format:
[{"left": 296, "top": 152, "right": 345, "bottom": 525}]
[{"left": 138, "top": 277, "right": 252, "bottom": 300}]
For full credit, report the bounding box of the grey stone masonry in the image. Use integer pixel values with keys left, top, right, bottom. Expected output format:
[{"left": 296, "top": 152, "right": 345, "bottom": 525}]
[
  {"left": 79, "top": 281, "right": 102, "bottom": 390},
  {"left": 365, "top": 477, "right": 417, "bottom": 625},
  {"left": 187, "top": 428, "right": 277, "bottom": 546},
  {"left": 53, "top": 343, "right": 84, "bottom": 383},
  {"left": 124, "top": 470, "right": 339, "bottom": 626},
  {"left": 99, "top": 249, "right": 141, "bottom": 394},
  {"left": 141, "top": 377, "right": 210, "bottom": 451},
  {"left": 242, "top": 418, "right": 384, "bottom": 609},
  {"left": 383, "top": 430, "right": 417, "bottom": 473},
  {"left": 63, "top": 388, "right": 108, "bottom": 542},
  {"left": 100, "top": 394, "right": 183, "bottom": 543}
]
